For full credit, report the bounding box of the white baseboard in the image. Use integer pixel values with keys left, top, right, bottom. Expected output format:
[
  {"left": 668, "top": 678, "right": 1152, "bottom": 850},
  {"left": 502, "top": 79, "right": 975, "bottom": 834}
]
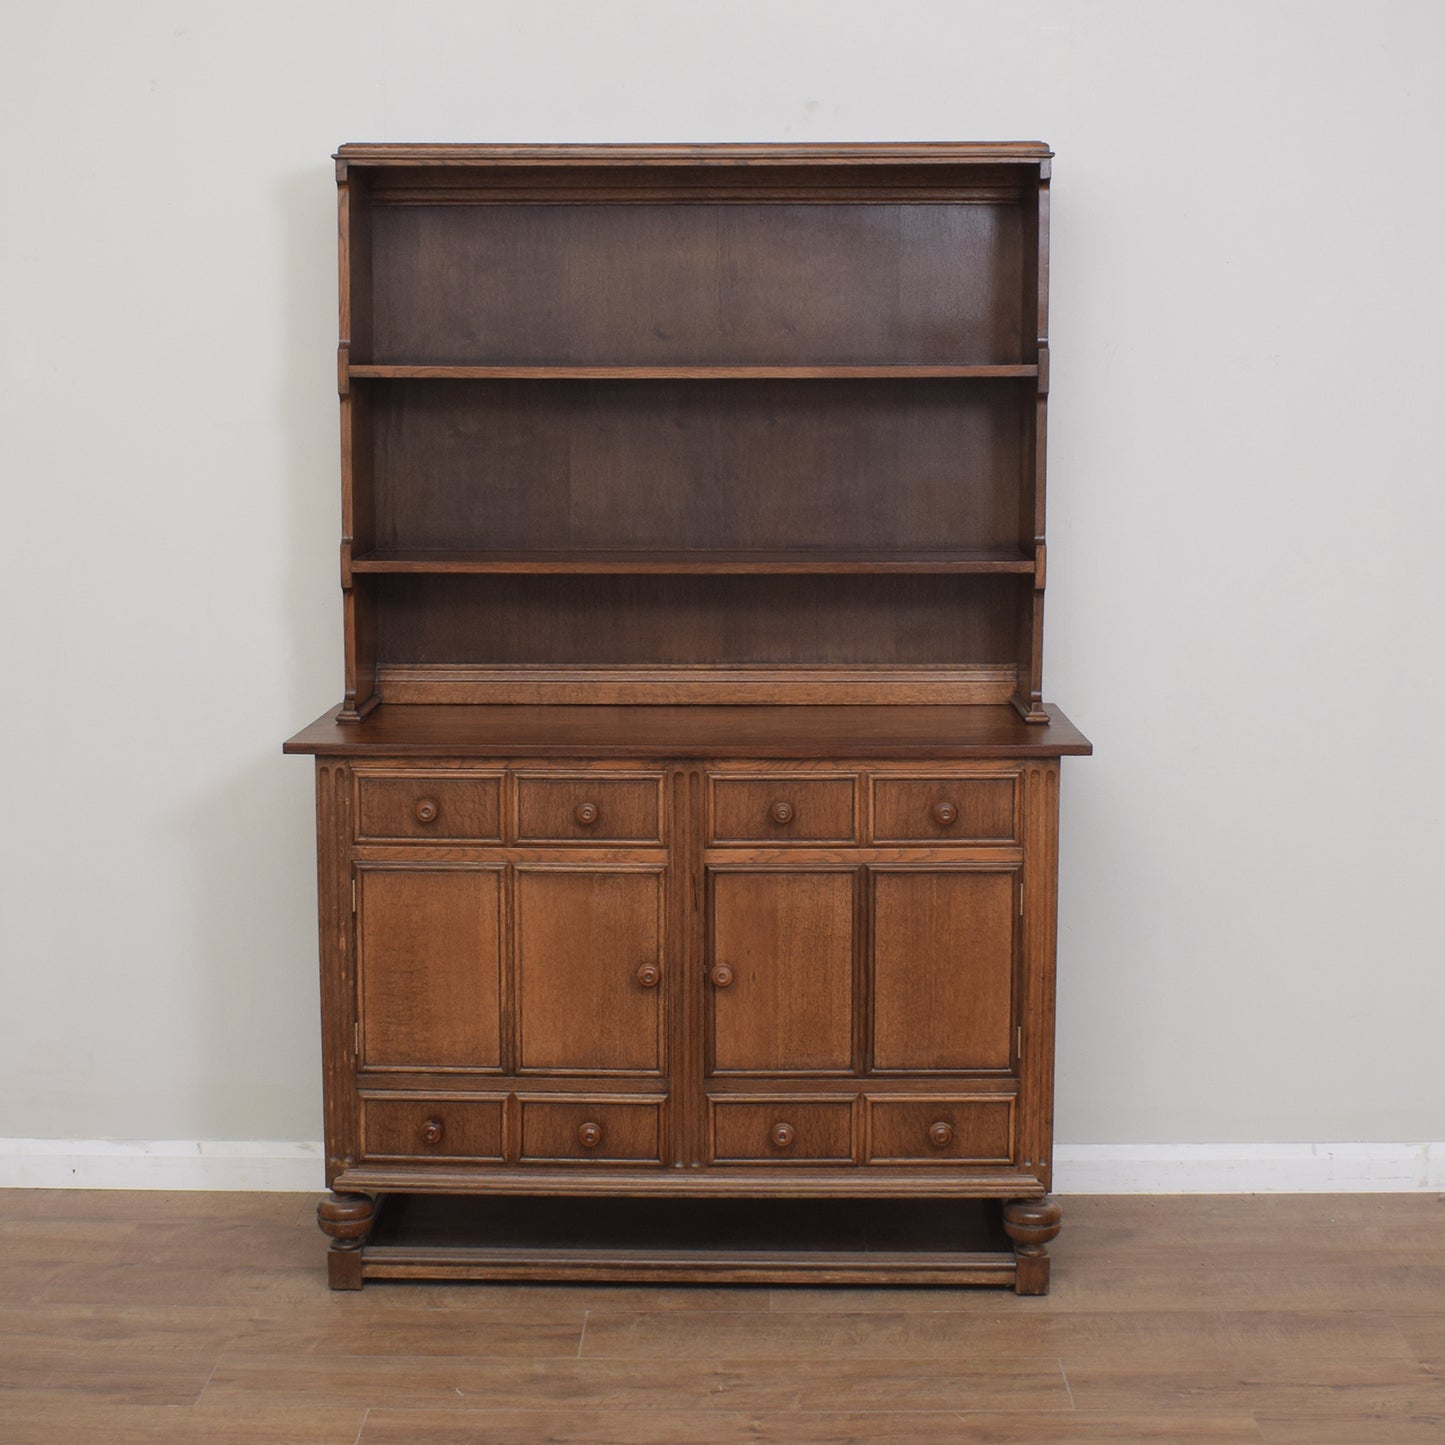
[
  {"left": 0, "top": 1139, "right": 1439, "bottom": 1193},
  {"left": 0, "top": 1139, "right": 325, "bottom": 1191},
  {"left": 1055, "top": 1142, "right": 1444, "bottom": 1194}
]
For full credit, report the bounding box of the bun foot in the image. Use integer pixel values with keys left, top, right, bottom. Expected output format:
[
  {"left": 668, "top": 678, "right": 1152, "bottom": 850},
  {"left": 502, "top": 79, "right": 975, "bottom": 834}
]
[
  {"left": 1003, "top": 1195, "right": 1062, "bottom": 1295},
  {"left": 317, "top": 1192, "right": 376, "bottom": 1290}
]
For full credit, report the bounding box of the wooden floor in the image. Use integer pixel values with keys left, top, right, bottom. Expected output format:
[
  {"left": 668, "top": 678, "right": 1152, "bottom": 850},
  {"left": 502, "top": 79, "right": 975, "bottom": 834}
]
[{"left": 0, "top": 1192, "right": 1441, "bottom": 1443}]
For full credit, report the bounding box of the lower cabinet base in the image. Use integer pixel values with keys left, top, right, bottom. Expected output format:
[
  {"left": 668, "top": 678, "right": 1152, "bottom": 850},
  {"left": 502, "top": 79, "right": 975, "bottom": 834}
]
[{"left": 318, "top": 1192, "right": 1061, "bottom": 1294}]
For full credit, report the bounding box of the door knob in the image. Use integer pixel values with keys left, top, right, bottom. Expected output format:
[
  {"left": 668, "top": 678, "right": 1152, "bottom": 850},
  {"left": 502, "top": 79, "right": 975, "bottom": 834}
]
[
  {"left": 709, "top": 964, "right": 735, "bottom": 989},
  {"left": 928, "top": 1121, "right": 954, "bottom": 1148},
  {"left": 770, "top": 1121, "right": 795, "bottom": 1148},
  {"left": 578, "top": 1121, "right": 602, "bottom": 1149},
  {"left": 932, "top": 801, "right": 958, "bottom": 826},
  {"left": 420, "top": 1118, "right": 445, "bottom": 1146},
  {"left": 635, "top": 963, "right": 661, "bottom": 988},
  {"left": 770, "top": 800, "right": 795, "bottom": 824},
  {"left": 574, "top": 801, "right": 599, "bottom": 826},
  {"left": 414, "top": 797, "right": 439, "bottom": 824}
]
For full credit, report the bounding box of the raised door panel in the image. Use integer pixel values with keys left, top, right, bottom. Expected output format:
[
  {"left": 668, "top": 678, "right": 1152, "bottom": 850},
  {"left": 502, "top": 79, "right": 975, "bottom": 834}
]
[
  {"left": 871, "top": 868, "right": 1018, "bottom": 1072},
  {"left": 515, "top": 867, "right": 665, "bottom": 1073},
  {"left": 356, "top": 866, "right": 503, "bottom": 1070},
  {"left": 708, "top": 869, "right": 855, "bottom": 1074}
]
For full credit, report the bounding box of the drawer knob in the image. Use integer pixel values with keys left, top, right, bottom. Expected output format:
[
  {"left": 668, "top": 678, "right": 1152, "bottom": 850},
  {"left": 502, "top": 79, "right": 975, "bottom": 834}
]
[
  {"left": 574, "top": 801, "right": 600, "bottom": 826},
  {"left": 770, "top": 800, "right": 795, "bottom": 825},
  {"left": 932, "top": 801, "right": 958, "bottom": 827},
  {"left": 578, "top": 1121, "right": 602, "bottom": 1149},
  {"left": 928, "top": 1120, "right": 954, "bottom": 1148},
  {"left": 709, "top": 964, "right": 735, "bottom": 989},
  {"left": 770, "top": 1121, "right": 795, "bottom": 1148},
  {"left": 420, "top": 1118, "right": 445, "bottom": 1146},
  {"left": 414, "top": 797, "right": 439, "bottom": 824},
  {"left": 635, "top": 962, "right": 661, "bottom": 988}
]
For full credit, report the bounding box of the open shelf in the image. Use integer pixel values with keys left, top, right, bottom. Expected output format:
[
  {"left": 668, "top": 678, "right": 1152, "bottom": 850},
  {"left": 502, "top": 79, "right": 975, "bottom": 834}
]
[
  {"left": 348, "top": 363, "right": 1039, "bottom": 381},
  {"left": 351, "top": 547, "right": 1036, "bottom": 576}
]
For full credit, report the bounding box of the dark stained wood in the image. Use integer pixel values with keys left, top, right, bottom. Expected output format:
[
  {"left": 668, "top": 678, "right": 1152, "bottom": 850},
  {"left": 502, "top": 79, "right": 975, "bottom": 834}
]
[
  {"left": 707, "top": 869, "right": 855, "bottom": 1074},
  {"left": 514, "top": 867, "right": 665, "bottom": 1073},
  {"left": 709, "top": 774, "right": 857, "bottom": 844},
  {"left": 286, "top": 702, "right": 1092, "bottom": 758},
  {"left": 290, "top": 141, "right": 1087, "bottom": 1292},
  {"left": 871, "top": 772, "right": 1019, "bottom": 842},
  {"left": 356, "top": 865, "right": 503, "bottom": 1071},
  {"left": 353, "top": 768, "right": 502, "bottom": 841},
  {"left": 871, "top": 867, "right": 1019, "bottom": 1071},
  {"left": 350, "top": 363, "right": 1039, "bottom": 379},
  {"left": 514, "top": 772, "right": 664, "bottom": 844}
]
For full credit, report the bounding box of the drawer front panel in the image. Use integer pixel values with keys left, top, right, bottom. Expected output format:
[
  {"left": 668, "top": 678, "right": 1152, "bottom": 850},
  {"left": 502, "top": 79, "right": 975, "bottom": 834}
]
[
  {"left": 870, "top": 775, "right": 1018, "bottom": 843},
  {"left": 519, "top": 1098, "right": 664, "bottom": 1163},
  {"left": 361, "top": 1096, "right": 505, "bottom": 1163},
  {"left": 355, "top": 771, "right": 503, "bottom": 842},
  {"left": 867, "top": 1097, "right": 1015, "bottom": 1164},
  {"left": 515, "top": 774, "right": 664, "bottom": 843},
  {"left": 709, "top": 1098, "right": 855, "bottom": 1164},
  {"left": 710, "top": 776, "right": 857, "bottom": 844}
]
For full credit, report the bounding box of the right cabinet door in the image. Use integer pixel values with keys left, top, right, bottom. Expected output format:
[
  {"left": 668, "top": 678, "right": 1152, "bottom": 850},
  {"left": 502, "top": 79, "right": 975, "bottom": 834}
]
[{"left": 869, "top": 866, "right": 1020, "bottom": 1073}]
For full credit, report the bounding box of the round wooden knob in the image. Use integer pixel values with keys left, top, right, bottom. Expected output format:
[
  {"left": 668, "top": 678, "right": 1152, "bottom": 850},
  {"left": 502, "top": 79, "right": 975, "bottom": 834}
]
[
  {"left": 414, "top": 798, "right": 439, "bottom": 824},
  {"left": 420, "top": 1118, "right": 444, "bottom": 1146},
  {"left": 770, "top": 1121, "right": 795, "bottom": 1148},
  {"left": 578, "top": 1122, "right": 602, "bottom": 1149},
  {"left": 770, "top": 801, "right": 795, "bottom": 825},
  {"left": 635, "top": 962, "right": 661, "bottom": 988},
  {"left": 932, "top": 801, "right": 958, "bottom": 826},
  {"left": 574, "top": 801, "right": 599, "bottom": 826},
  {"left": 709, "top": 964, "right": 734, "bottom": 989},
  {"left": 928, "top": 1121, "right": 954, "bottom": 1148}
]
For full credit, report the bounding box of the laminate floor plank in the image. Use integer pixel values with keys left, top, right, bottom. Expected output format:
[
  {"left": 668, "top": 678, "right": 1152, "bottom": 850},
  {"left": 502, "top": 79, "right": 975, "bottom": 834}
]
[
  {"left": 200, "top": 1353, "right": 1068, "bottom": 1413},
  {"left": 357, "top": 1406, "right": 1264, "bottom": 1444},
  {"left": 1254, "top": 1412, "right": 1445, "bottom": 1444},
  {"left": 0, "top": 1189, "right": 1440, "bottom": 1441},
  {"left": 0, "top": 1404, "right": 367, "bottom": 1445}
]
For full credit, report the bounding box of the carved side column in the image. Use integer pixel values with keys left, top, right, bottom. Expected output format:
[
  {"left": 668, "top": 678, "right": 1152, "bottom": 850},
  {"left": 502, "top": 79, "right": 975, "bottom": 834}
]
[{"left": 1003, "top": 1195, "right": 1063, "bottom": 1295}]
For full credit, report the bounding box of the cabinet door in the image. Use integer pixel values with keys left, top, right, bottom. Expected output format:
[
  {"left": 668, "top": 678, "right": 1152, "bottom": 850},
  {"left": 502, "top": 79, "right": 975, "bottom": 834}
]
[
  {"left": 356, "top": 865, "right": 504, "bottom": 1070},
  {"left": 871, "top": 867, "right": 1018, "bottom": 1072},
  {"left": 515, "top": 867, "right": 665, "bottom": 1073},
  {"left": 707, "top": 869, "right": 855, "bottom": 1074}
]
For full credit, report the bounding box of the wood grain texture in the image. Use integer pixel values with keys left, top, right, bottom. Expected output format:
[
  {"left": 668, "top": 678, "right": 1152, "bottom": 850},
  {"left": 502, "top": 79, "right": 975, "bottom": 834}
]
[
  {"left": 3, "top": 1192, "right": 1442, "bottom": 1438},
  {"left": 285, "top": 703, "right": 1093, "bottom": 758}
]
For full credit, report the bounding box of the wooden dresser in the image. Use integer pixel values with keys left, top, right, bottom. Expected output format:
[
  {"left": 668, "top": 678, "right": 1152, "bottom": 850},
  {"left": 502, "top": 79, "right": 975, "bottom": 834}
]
[{"left": 286, "top": 142, "right": 1090, "bottom": 1292}]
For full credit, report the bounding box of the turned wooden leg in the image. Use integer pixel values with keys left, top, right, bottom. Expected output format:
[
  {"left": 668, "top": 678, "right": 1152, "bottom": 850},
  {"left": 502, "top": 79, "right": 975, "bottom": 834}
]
[
  {"left": 317, "top": 1192, "right": 376, "bottom": 1290},
  {"left": 1003, "top": 1195, "right": 1063, "bottom": 1296}
]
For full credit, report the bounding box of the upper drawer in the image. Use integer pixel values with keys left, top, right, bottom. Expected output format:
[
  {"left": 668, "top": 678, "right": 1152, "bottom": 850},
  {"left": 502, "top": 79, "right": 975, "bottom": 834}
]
[
  {"left": 515, "top": 773, "right": 665, "bottom": 844},
  {"left": 870, "top": 775, "right": 1019, "bottom": 844},
  {"left": 355, "top": 771, "right": 503, "bottom": 842},
  {"left": 710, "top": 775, "right": 857, "bottom": 844}
]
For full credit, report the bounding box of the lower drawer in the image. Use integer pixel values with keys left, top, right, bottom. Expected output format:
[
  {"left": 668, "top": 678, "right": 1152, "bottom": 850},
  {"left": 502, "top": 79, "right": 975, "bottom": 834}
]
[
  {"left": 519, "top": 1098, "right": 665, "bottom": 1163},
  {"left": 866, "top": 1096, "right": 1015, "bottom": 1164},
  {"left": 360, "top": 1096, "right": 505, "bottom": 1163},
  {"left": 709, "top": 1097, "right": 855, "bottom": 1164}
]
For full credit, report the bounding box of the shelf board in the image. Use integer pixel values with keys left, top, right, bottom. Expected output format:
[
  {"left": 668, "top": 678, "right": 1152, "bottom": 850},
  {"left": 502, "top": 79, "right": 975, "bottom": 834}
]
[
  {"left": 348, "top": 363, "right": 1038, "bottom": 381},
  {"left": 350, "top": 548, "right": 1037, "bottom": 576}
]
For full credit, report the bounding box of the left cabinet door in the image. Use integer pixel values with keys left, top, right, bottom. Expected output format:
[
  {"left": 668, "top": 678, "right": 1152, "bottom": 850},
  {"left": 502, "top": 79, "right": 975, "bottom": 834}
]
[{"left": 356, "top": 865, "right": 505, "bottom": 1070}]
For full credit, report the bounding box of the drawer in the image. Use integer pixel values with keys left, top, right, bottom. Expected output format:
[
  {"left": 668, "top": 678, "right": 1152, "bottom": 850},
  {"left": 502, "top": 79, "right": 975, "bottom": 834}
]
[
  {"left": 515, "top": 774, "right": 664, "bottom": 844},
  {"left": 870, "top": 775, "right": 1018, "bottom": 843},
  {"left": 866, "top": 1097, "right": 1014, "bottom": 1164},
  {"left": 355, "top": 771, "right": 502, "bottom": 843},
  {"left": 709, "top": 1098, "right": 854, "bottom": 1163},
  {"left": 710, "top": 776, "right": 857, "bottom": 844},
  {"left": 519, "top": 1098, "right": 664, "bottom": 1163},
  {"left": 360, "top": 1096, "right": 504, "bottom": 1163}
]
